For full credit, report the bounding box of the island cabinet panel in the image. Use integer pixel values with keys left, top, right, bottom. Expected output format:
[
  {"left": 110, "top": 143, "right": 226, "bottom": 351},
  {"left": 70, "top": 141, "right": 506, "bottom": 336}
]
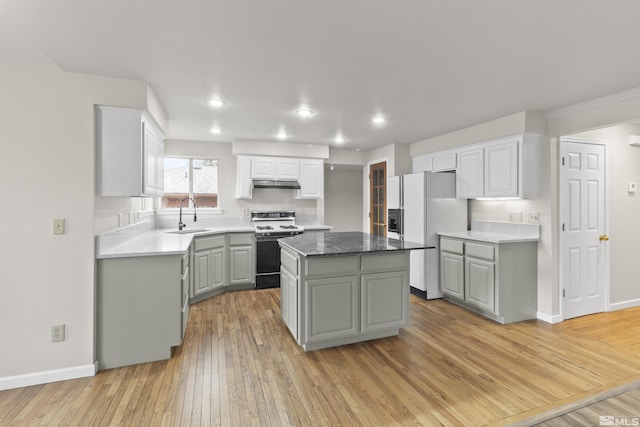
[
  {"left": 361, "top": 252, "right": 408, "bottom": 272},
  {"left": 305, "top": 255, "right": 358, "bottom": 276},
  {"left": 280, "top": 266, "right": 298, "bottom": 338},
  {"left": 306, "top": 276, "right": 359, "bottom": 343},
  {"left": 361, "top": 271, "right": 409, "bottom": 333},
  {"left": 279, "top": 241, "right": 414, "bottom": 351}
]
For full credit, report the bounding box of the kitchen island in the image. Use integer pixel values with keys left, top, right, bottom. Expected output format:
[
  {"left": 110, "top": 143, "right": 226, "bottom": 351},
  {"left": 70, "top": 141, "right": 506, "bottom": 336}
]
[{"left": 278, "top": 231, "right": 430, "bottom": 351}]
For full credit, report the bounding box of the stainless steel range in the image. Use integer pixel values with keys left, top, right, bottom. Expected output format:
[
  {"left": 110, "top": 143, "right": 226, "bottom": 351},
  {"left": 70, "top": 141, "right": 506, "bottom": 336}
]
[{"left": 251, "top": 211, "right": 304, "bottom": 289}]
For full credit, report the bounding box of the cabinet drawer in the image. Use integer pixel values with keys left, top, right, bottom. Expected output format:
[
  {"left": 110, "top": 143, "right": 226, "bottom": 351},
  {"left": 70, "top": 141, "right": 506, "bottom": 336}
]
[
  {"left": 361, "top": 252, "right": 408, "bottom": 272},
  {"left": 441, "top": 238, "right": 464, "bottom": 255},
  {"left": 466, "top": 242, "right": 494, "bottom": 261},
  {"left": 306, "top": 255, "right": 359, "bottom": 277},
  {"left": 228, "top": 233, "right": 253, "bottom": 246},
  {"left": 281, "top": 248, "right": 298, "bottom": 274},
  {"left": 194, "top": 235, "right": 225, "bottom": 251}
]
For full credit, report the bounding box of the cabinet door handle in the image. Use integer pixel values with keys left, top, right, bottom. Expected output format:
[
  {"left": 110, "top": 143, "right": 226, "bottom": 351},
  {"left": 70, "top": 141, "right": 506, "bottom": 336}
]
[{"left": 599, "top": 234, "right": 609, "bottom": 241}]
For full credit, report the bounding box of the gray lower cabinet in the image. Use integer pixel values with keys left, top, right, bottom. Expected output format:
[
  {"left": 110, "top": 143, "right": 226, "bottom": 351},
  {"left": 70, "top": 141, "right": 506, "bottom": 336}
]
[
  {"left": 362, "top": 271, "right": 409, "bottom": 333},
  {"left": 193, "top": 235, "right": 226, "bottom": 298},
  {"left": 191, "top": 232, "right": 255, "bottom": 302},
  {"left": 181, "top": 250, "right": 190, "bottom": 340},
  {"left": 280, "top": 245, "right": 299, "bottom": 337},
  {"left": 228, "top": 233, "right": 254, "bottom": 285},
  {"left": 97, "top": 251, "right": 187, "bottom": 370},
  {"left": 440, "top": 237, "right": 537, "bottom": 324},
  {"left": 306, "top": 275, "right": 360, "bottom": 344},
  {"left": 440, "top": 250, "right": 464, "bottom": 300},
  {"left": 465, "top": 256, "right": 495, "bottom": 313},
  {"left": 281, "top": 248, "right": 410, "bottom": 351}
]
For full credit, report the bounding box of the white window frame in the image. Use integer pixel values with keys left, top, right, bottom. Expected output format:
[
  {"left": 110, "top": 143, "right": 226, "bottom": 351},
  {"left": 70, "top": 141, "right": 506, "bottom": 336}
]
[{"left": 159, "top": 156, "right": 222, "bottom": 215}]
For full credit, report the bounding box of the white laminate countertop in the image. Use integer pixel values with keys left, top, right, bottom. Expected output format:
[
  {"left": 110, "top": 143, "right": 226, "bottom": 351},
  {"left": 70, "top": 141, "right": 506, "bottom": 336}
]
[
  {"left": 437, "top": 220, "right": 540, "bottom": 244},
  {"left": 96, "top": 226, "right": 255, "bottom": 259},
  {"left": 96, "top": 223, "right": 333, "bottom": 259},
  {"left": 437, "top": 230, "right": 539, "bottom": 244}
]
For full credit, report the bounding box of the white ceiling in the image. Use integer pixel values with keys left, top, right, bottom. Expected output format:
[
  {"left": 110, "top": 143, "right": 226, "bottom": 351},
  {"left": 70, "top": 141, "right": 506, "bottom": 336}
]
[{"left": 3, "top": 0, "right": 640, "bottom": 151}]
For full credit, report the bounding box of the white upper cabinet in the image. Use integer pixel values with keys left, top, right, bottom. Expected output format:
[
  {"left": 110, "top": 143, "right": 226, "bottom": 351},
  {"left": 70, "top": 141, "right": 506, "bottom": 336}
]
[
  {"left": 412, "top": 150, "right": 456, "bottom": 173},
  {"left": 431, "top": 150, "right": 457, "bottom": 172},
  {"left": 456, "top": 147, "right": 484, "bottom": 198},
  {"left": 142, "top": 117, "right": 164, "bottom": 196},
  {"left": 412, "top": 153, "right": 432, "bottom": 173},
  {"left": 235, "top": 155, "right": 253, "bottom": 199},
  {"left": 250, "top": 157, "right": 300, "bottom": 179},
  {"left": 296, "top": 159, "right": 324, "bottom": 199},
  {"left": 251, "top": 157, "right": 276, "bottom": 178},
  {"left": 236, "top": 155, "right": 323, "bottom": 199},
  {"left": 484, "top": 139, "right": 518, "bottom": 197},
  {"left": 96, "top": 106, "right": 164, "bottom": 197},
  {"left": 275, "top": 158, "right": 300, "bottom": 179},
  {"left": 453, "top": 134, "right": 542, "bottom": 199}
]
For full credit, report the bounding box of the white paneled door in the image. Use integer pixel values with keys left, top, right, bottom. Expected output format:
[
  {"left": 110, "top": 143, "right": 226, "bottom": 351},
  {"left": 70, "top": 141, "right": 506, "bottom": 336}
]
[{"left": 560, "top": 139, "right": 608, "bottom": 319}]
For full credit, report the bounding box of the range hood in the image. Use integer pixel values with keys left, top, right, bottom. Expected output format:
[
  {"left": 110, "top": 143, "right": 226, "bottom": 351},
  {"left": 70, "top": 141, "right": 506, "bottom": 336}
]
[{"left": 252, "top": 179, "right": 301, "bottom": 189}]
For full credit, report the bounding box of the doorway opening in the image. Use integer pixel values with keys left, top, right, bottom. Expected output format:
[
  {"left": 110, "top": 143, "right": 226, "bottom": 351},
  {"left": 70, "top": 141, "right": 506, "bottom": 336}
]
[
  {"left": 369, "top": 161, "right": 387, "bottom": 237},
  {"left": 559, "top": 137, "right": 609, "bottom": 319}
]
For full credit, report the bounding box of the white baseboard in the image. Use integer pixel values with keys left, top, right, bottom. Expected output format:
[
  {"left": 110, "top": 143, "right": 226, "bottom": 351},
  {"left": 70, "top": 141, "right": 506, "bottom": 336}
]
[
  {"left": 537, "top": 311, "right": 563, "bottom": 324},
  {"left": 0, "top": 363, "right": 97, "bottom": 391},
  {"left": 609, "top": 298, "right": 640, "bottom": 311}
]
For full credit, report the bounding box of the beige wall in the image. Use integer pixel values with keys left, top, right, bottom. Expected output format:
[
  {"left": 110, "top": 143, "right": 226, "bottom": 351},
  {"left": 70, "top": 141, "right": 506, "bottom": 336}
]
[
  {"left": 573, "top": 124, "right": 640, "bottom": 308},
  {"left": 324, "top": 166, "right": 363, "bottom": 231},
  {"left": 360, "top": 143, "right": 413, "bottom": 232},
  {"left": 410, "top": 111, "right": 547, "bottom": 156},
  {"left": 0, "top": 59, "right": 149, "bottom": 385}
]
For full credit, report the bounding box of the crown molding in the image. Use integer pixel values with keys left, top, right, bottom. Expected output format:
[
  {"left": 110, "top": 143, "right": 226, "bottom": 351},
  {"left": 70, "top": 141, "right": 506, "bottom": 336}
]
[{"left": 545, "top": 86, "right": 640, "bottom": 119}]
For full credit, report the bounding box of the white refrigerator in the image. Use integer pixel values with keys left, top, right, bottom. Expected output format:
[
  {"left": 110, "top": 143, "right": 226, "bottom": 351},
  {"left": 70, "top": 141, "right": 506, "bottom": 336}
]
[{"left": 388, "top": 171, "right": 467, "bottom": 299}]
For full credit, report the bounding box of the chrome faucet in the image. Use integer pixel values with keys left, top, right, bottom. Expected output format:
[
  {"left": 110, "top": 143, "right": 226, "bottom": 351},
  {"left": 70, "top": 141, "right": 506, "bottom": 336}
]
[{"left": 178, "top": 197, "right": 197, "bottom": 231}]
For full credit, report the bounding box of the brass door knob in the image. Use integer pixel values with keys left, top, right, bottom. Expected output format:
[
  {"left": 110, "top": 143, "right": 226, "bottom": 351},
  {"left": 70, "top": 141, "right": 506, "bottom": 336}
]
[{"left": 599, "top": 235, "right": 610, "bottom": 241}]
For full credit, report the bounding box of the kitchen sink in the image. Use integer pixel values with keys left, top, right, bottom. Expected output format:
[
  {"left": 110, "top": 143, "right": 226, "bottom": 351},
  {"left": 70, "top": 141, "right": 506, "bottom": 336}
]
[{"left": 166, "top": 228, "right": 208, "bottom": 234}]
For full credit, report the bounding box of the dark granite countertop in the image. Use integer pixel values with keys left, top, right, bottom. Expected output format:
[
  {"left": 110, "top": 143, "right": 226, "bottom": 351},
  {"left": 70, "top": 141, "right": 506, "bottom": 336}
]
[{"left": 278, "top": 231, "right": 433, "bottom": 257}]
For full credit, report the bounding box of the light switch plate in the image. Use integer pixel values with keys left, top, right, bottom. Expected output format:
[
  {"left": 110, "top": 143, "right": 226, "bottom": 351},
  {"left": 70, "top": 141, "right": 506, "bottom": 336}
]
[
  {"left": 629, "top": 182, "right": 637, "bottom": 193},
  {"left": 53, "top": 219, "right": 65, "bottom": 235}
]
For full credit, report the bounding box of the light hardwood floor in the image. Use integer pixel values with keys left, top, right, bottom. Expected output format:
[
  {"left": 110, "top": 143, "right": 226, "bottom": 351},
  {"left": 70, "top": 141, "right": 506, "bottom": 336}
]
[{"left": 1, "top": 290, "right": 640, "bottom": 426}]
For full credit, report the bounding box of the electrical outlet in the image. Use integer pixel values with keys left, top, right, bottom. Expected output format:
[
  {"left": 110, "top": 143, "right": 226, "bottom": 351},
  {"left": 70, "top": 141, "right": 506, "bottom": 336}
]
[
  {"left": 53, "top": 219, "right": 65, "bottom": 235},
  {"left": 528, "top": 212, "right": 540, "bottom": 224},
  {"left": 508, "top": 212, "right": 522, "bottom": 223},
  {"left": 51, "top": 324, "right": 65, "bottom": 342}
]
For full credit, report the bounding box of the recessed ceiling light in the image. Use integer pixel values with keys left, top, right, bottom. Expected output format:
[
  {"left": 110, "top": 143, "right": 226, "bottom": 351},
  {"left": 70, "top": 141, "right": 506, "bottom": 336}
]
[
  {"left": 277, "top": 130, "right": 288, "bottom": 140},
  {"left": 208, "top": 99, "right": 226, "bottom": 108},
  {"left": 372, "top": 115, "right": 386, "bottom": 125},
  {"left": 296, "top": 108, "right": 314, "bottom": 118},
  {"left": 355, "top": 148, "right": 361, "bottom": 152},
  {"left": 210, "top": 127, "right": 221, "bottom": 134},
  {"left": 334, "top": 135, "right": 345, "bottom": 144}
]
